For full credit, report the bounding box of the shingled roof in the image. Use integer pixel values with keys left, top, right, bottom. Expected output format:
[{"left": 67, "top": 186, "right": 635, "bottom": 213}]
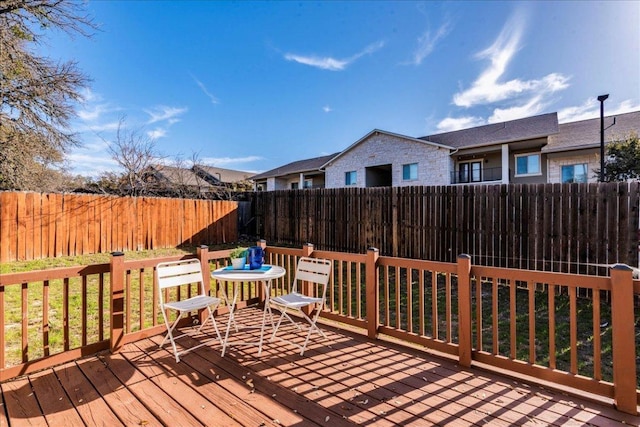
[
  {"left": 251, "top": 152, "right": 340, "bottom": 180},
  {"left": 543, "top": 110, "right": 640, "bottom": 153},
  {"left": 420, "top": 112, "right": 559, "bottom": 149},
  {"left": 194, "top": 165, "right": 254, "bottom": 183}
]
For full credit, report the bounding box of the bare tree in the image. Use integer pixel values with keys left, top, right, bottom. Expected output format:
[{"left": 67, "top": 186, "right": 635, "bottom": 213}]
[
  {"left": 106, "top": 117, "right": 163, "bottom": 196},
  {"left": 0, "top": 0, "right": 95, "bottom": 190}
]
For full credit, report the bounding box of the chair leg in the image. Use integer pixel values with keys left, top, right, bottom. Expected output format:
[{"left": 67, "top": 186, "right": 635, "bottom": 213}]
[
  {"left": 299, "top": 310, "right": 326, "bottom": 355},
  {"left": 160, "top": 309, "right": 183, "bottom": 362}
]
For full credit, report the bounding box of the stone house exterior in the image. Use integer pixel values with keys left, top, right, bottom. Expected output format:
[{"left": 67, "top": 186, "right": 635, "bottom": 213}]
[
  {"left": 322, "top": 130, "right": 451, "bottom": 188},
  {"left": 250, "top": 110, "right": 640, "bottom": 189}
]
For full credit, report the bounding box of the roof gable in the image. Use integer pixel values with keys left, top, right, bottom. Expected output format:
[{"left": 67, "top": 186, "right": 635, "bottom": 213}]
[
  {"left": 421, "top": 112, "right": 559, "bottom": 149},
  {"left": 321, "top": 129, "right": 453, "bottom": 168}
]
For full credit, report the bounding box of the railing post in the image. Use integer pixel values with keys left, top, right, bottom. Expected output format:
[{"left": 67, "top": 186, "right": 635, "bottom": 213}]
[
  {"left": 301, "top": 243, "right": 314, "bottom": 315},
  {"left": 110, "top": 252, "right": 125, "bottom": 353},
  {"left": 302, "top": 242, "right": 314, "bottom": 257},
  {"left": 197, "top": 245, "right": 210, "bottom": 323},
  {"left": 366, "top": 247, "right": 379, "bottom": 339},
  {"left": 457, "top": 254, "right": 472, "bottom": 368},
  {"left": 610, "top": 264, "right": 638, "bottom": 415}
]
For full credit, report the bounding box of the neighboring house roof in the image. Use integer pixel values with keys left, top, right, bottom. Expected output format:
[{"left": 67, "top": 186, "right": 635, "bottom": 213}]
[
  {"left": 320, "top": 129, "right": 453, "bottom": 168},
  {"left": 195, "top": 165, "right": 254, "bottom": 183},
  {"left": 251, "top": 152, "right": 340, "bottom": 180},
  {"left": 420, "top": 112, "right": 559, "bottom": 150},
  {"left": 151, "top": 165, "right": 216, "bottom": 189},
  {"left": 543, "top": 110, "right": 640, "bottom": 153}
]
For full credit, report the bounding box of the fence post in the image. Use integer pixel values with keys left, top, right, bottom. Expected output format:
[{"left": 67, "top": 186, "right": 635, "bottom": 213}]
[
  {"left": 457, "top": 254, "right": 472, "bottom": 368},
  {"left": 610, "top": 264, "right": 638, "bottom": 415},
  {"left": 110, "top": 252, "right": 125, "bottom": 353},
  {"left": 197, "top": 245, "right": 210, "bottom": 323},
  {"left": 366, "top": 247, "right": 380, "bottom": 339}
]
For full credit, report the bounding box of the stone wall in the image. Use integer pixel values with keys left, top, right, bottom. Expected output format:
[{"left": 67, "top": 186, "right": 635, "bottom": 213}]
[{"left": 324, "top": 132, "right": 450, "bottom": 188}]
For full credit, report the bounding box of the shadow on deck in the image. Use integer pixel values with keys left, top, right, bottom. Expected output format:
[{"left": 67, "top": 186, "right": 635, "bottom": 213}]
[{"left": 1, "top": 307, "right": 639, "bottom": 426}]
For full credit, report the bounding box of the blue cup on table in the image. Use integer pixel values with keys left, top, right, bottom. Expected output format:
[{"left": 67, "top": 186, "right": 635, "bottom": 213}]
[{"left": 247, "top": 246, "right": 264, "bottom": 270}]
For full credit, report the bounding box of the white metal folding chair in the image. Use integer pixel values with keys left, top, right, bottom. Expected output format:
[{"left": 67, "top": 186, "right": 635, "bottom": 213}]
[
  {"left": 157, "top": 259, "right": 222, "bottom": 362},
  {"left": 264, "top": 257, "right": 332, "bottom": 355}
]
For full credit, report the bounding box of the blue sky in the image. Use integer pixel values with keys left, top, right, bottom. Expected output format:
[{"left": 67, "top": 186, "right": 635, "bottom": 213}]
[{"left": 45, "top": 1, "right": 640, "bottom": 177}]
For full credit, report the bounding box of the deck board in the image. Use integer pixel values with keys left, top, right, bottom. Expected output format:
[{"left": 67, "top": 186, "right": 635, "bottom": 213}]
[{"left": 1, "top": 307, "right": 640, "bottom": 426}]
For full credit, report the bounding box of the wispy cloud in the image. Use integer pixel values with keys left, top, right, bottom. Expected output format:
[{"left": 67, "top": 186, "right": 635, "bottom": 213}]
[
  {"left": 487, "top": 95, "right": 547, "bottom": 123},
  {"left": 558, "top": 98, "right": 640, "bottom": 123},
  {"left": 436, "top": 115, "right": 486, "bottom": 133},
  {"left": 452, "top": 9, "right": 569, "bottom": 108},
  {"left": 284, "top": 40, "right": 385, "bottom": 71},
  {"left": 201, "top": 155, "right": 263, "bottom": 166},
  {"left": 408, "top": 20, "right": 452, "bottom": 65},
  {"left": 323, "top": 105, "right": 332, "bottom": 113},
  {"left": 144, "top": 105, "right": 188, "bottom": 124},
  {"left": 192, "top": 74, "right": 220, "bottom": 105}
]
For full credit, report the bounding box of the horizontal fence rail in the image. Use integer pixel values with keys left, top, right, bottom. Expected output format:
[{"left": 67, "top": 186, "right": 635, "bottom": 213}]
[
  {"left": 252, "top": 182, "right": 640, "bottom": 274},
  {"left": 0, "top": 192, "right": 238, "bottom": 262},
  {"left": 0, "top": 243, "right": 638, "bottom": 414}
]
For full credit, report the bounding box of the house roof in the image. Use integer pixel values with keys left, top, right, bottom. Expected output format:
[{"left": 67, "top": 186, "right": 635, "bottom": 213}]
[
  {"left": 151, "top": 165, "right": 216, "bottom": 188},
  {"left": 195, "top": 165, "right": 254, "bottom": 183},
  {"left": 251, "top": 152, "right": 340, "bottom": 180},
  {"left": 420, "top": 112, "right": 559, "bottom": 150},
  {"left": 320, "top": 129, "right": 453, "bottom": 168},
  {"left": 543, "top": 110, "right": 640, "bottom": 153}
]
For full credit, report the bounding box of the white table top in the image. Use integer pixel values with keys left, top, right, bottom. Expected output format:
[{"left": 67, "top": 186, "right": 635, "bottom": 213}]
[{"left": 211, "top": 264, "right": 286, "bottom": 281}]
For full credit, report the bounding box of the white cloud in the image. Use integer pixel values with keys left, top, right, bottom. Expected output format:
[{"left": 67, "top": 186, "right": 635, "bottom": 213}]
[
  {"left": 408, "top": 20, "right": 452, "bottom": 65},
  {"left": 144, "top": 105, "right": 188, "bottom": 124},
  {"left": 487, "top": 95, "right": 548, "bottom": 123},
  {"left": 558, "top": 98, "right": 640, "bottom": 123},
  {"left": 452, "top": 10, "right": 569, "bottom": 108},
  {"left": 147, "top": 128, "right": 167, "bottom": 140},
  {"left": 201, "top": 155, "right": 263, "bottom": 166},
  {"left": 66, "top": 152, "right": 120, "bottom": 177},
  {"left": 436, "top": 115, "right": 486, "bottom": 132},
  {"left": 284, "top": 40, "right": 385, "bottom": 71},
  {"left": 192, "top": 75, "right": 220, "bottom": 105},
  {"left": 323, "top": 105, "right": 332, "bottom": 113}
]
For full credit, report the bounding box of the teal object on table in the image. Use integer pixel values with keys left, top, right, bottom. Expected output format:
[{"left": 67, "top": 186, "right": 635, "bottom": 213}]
[{"left": 247, "top": 246, "right": 264, "bottom": 270}]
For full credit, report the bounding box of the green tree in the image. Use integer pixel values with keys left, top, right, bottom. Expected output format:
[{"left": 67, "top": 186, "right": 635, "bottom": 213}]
[
  {"left": 600, "top": 132, "right": 640, "bottom": 182},
  {"left": 0, "top": 0, "right": 95, "bottom": 191}
]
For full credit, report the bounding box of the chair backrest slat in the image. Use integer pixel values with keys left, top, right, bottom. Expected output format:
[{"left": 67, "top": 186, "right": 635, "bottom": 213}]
[
  {"left": 156, "top": 259, "right": 204, "bottom": 294},
  {"left": 293, "top": 257, "right": 332, "bottom": 290}
]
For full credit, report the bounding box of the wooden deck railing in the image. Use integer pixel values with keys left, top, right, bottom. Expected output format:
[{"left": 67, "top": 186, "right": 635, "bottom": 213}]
[{"left": 0, "top": 243, "right": 637, "bottom": 414}]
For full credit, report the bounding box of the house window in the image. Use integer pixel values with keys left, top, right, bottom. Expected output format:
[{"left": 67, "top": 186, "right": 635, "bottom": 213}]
[
  {"left": 458, "top": 161, "right": 482, "bottom": 183},
  {"left": 291, "top": 182, "right": 299, "bottom": 189},
  {"left": 515, "top": 153, "right": 541, "bottom": 176},
  {"left": 304, "top": 179, "right": 312, "bottom": 189},
  {"left": 561, "top": 164, "right": 588, "bottom": 183},
  {"left": 345, "top": 171, "right": 357, "bottom": 186},
  {"left": 402, "top": 163, "right": 418, "bottom": 181}
]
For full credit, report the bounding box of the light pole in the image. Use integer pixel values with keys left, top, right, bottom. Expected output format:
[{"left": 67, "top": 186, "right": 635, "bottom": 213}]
[{"left": 597, "top": 94, "right": 609, "bottom": 182}]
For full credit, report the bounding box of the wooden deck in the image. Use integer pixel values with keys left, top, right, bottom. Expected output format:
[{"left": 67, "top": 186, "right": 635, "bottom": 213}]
[{"left": 1, "top": 307, "right": 639, "bottom": 426}]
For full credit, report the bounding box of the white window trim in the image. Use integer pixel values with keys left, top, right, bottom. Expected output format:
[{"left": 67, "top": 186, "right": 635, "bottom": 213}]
[{"left": 514, "top": 152, "right": 542, "bottom": 177}]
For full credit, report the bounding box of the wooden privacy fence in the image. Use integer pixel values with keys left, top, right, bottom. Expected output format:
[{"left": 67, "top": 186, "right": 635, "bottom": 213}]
[
  {"left": 0, "top": 192, "right": 238, "bottom": 262},
  {"left": 252, "top": 182, "right": 640, "bottom": 273}
]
